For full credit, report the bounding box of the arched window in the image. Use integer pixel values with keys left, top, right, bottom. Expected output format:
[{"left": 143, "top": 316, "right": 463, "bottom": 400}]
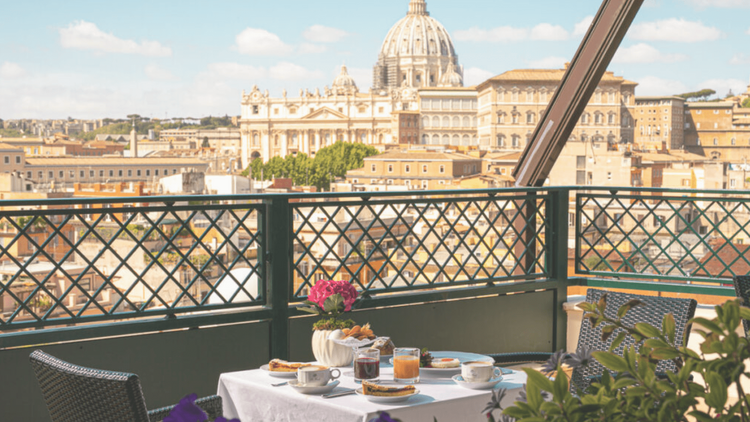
[
  {"left": 595, "top": 90, "right": 602, "bottom": 103},
  {"left": 608, "top": 113, "right": 615, "bottom": 125},
  {"left": 497, "top": 113, "right": 505, "bottom": 124},
  {"left": 713, "top": 138, "right": 718, "bottom": 146},
  {"left": 526, "top": 112, "right": 535, "bottom": 125},
  {"left": 497, "top": 134, "right": 505, "bottom": 147},
  {"left": 442, "top": 116, "right": 450, "bottom": 127},
  {"left": 582, "top": 113, "right": 590, "bottom": 124},
  {"left": 511, "top": 88, "right": 519, "bottom": 102},
  {"left": 511, "top": 135, "right": 520, "bottom": 148},
  {"left": 526, "top": 88, "right": 534, "bottom": 103},
  {"left": 442, "top": 134, "right": 450, "bottom": 144},
  {"left": 731, "top": 137, "right": 736, "bottom": 145},
  {"left": 253, "top": 133, "right": 259, "bottom": 146},
  {"left": 452, "top": 116, "right": 460, "bottom": 128},
  {"left": 594, "top": 113, "right": 603, "bottom": 125},
  {"left": 462, "top": 116, "right": 470, "bottom": 127},
  {"left": 462, "top": 135, "right": 470, "bottom": 145},
  {"left": 452, "top": 134, "right": 460, "bottom": 145},
  {"left": 274, "top": 135, "right": 279, "bottom": 147},
  {"left": 512, "top": 113, "right": 519, "bottom": 124},
  {"left": 432, "top": 116, "right": 440, "bottom": 127},
  {"left": 432, "top": 134, "right": 440, "bottom": 145},
  {"left": 422, "top": 117, "right": 430, "bottom": 128}
]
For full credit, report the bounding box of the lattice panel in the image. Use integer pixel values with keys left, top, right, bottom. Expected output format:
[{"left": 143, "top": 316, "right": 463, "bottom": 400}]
[
  {"left": 0, "top": 201, "right": 265, "bottom": 330},
  {"left": 576, "top": 192, "right": 750, "bottom": 281},
  {"left": 291, "top": 193, "right": 549, "bottom": 299}
]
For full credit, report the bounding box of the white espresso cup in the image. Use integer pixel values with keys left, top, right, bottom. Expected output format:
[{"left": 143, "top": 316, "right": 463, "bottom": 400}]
[
  {"left": 297, "top": 365, "right": 341, "bottom": 386},
  {"left": 461, "top": 361, "right": 501, "bottom": 382}
]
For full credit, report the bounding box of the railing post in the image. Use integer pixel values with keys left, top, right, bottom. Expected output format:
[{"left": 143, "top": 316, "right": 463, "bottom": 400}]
[
  {"left": 547, "top": 188, "right": 570, "bottom": 352},
  {"left": 266, "top": 196, "right": 291, "bottom": 360}
]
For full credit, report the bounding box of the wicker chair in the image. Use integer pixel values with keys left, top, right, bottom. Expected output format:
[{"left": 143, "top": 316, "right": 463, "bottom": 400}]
[
  {"left": 490, "top": 289, "right": 697, "bottom": 394},
  {"left": 29, "top": 349, "right": 223, "bottom": 422},
  {"left": 733, "top": 275, "right": 750, "bottom": 338}
]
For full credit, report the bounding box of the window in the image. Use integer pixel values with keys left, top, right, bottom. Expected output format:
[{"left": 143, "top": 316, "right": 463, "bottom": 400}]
[
  {"left": 59, "top": 171, "right": 64, "bottom": 178},
  {"left": 80, "top": 170, "right": 85, "bottom": 177},
  {"left": 731, "top": 138, "right": 736, "bottom": 145},
  {"left": 146, "top": 169, "right": 150, "bottom": 176},
  {"left": 607, "top": 172, "right": 612, "bottom": 180},
  {"left": 714, "top": 110, "right": 719, "bottom": 114},
  {"left": 127, "top": 170, "right": 132, "bottom": 177},
  {"left": 608, "top": 114, "right": 615, "bottom": 125},
  {"left": 371, "top": 164, "right": 376, "bottom": 173},
  {"left": 696, "top": 110, "right": 701, "bottom": 114},
  {"left": 154, "top": 169, "right": 159, "bottom": 176},
  {"left": 731, "top": 179, "right": 737, "bottom": 188},
  {"left": 594, "top": 113, "right": 602, "bottom": 124},
  {"left": 581, "top": 113, "right": 589, "bottom": 124},
  {"left": 173, "top": 169, "right": 178, "bottom": 174},
  {"left": 26, "top": 171, "right": 31, "bottom": 178},
  {"left": 422, "top": 165, "right": 428, "bottom": 173},
  {"left": 90, "top": 170, "right": 94, "bottom": 177},
  {"left": 48, "top": 171, "right": 53, "bottom": 178},
  {"left": 15, "top": 156, "right": 20, "bottom": 164},
  {"left": 164, "top": 168, "right": 169, "bottom": 175},
  {"left": 714, "top": 123, "right": 718, "bottom": 129},
  {"left": 252, "top": 105, "right": 259, "bottom": 114},
  {"left": 136, "top": 170, "right": 141, "bottom": 177},
  {"left": 512, "top": 113, "right": 519, "bottom": 124},
  {"left": 511, "top": 135, "right": 520, "bottom": 148},
  {"left": 387, "top": 164, "right": 393, "bottom": 173},
  {"left": 3, "top": 156, "right": 8, "bottom": 164},
  {"left": 118, "top": 170, "right": 123, "bottom": 177},
  {"left": 405, "top": 164, "right": 410, "bottom": 173},
  {"left": 439, "top": 165, "right": 445, "bottom": 173},
  {"left": 576, "top": 156, "right": 585, "bottom": 169},
  {"left": 38, "top": 171, "right": 43, "bottom": 179},
  {"left": 526, "top": 113, "right": 534, "bottom": 124},
  {"left": 99, "top": 170, "right": 104, "bottom": 177},
  {"left": 713, "top": 138, "right": 718, "bottom": 146}
]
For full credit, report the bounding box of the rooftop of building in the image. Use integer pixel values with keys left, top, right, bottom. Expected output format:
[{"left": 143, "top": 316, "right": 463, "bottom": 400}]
[
  {"left": 478, "top": 68, "right": 637, "bottom": 89},
  {"left": 24, "top": 157, "right": 208, "bottom": 166},
  {"left": 365, "top": 150, "right": 480, "bottom": 161},
  {"left": 685, "top": 101, "right": 735, "bottom": 108},
  {"left": 635, "top": 95, "right": 686, "bottom": 102}
]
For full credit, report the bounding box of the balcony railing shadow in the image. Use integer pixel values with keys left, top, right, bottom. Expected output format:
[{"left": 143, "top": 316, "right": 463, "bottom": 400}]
[{"left": 0, "top": 186, "right": 741, "bottom": 421}]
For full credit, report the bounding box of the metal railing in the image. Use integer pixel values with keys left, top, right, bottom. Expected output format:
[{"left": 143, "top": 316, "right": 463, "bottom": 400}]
[{"left": 0, "top": 186, "right": 742, "bottom": 351}]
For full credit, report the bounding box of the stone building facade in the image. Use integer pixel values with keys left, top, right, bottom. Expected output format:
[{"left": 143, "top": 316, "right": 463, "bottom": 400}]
[
  {"left": 633, "top": 96, "right": 685, "bottom": 151},
  {"left": 684, "top": 101, "right": 750, "bottom": 161},
  {"left": 418, "top": 87, "right": 478, "bottom": 147},
  {"left": 475, "top": 69, "right": 637, "bottom": 152}
]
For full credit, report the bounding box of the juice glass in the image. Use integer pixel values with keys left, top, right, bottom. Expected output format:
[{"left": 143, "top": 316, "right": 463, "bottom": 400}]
[
  {"left": 354, "top": 347, "right": 380, "bottom": 383},
  {"left": 393, "top": 347, "right": 420, "bottom": 383}
]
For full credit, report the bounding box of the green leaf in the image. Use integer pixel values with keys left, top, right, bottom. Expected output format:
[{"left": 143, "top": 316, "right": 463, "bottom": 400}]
[
  {"left": 609, "top": 332, "right": 626, "bottom": 352},
  {"left": 644, "top": 339, "right": 670, "bottom": 349},
  {"left": 662, "top": 313, "right": 676, "bottom": 344},
  {"left": 617, "top": 299, "right": 644, "bottom": 318},
  {"left": 297, "top": 306, "right": 322, "bottom": 315},
  {"left": 634, "top": 322, "right": 662, "bottom": 339},
  {"left": 687, "top": 410, "right": 714, "bottom": 422},
  {"left": 739, "top": 306, "right": 750, "bottom": 321},
  {"left": 552, "top": 365, "right": 568, "bottom": 402},
  {"left": 597, "top": 293, "right": 608, "bottom": 314},
  {"left": 705, "top": 372, "right": 728, "bottom": 410},
  {"left": 522, "top": 367, "right": 555, "bottom": 393},
  {"left": 322, "top": 294, "right": 343, "bottom": 314},
  {"left": 577, "top": 302, "right": 596, "bottom": 312},
  {"left": 612, "top": 378, "right": 637, "bottom": 389},
  {"left": 650, "top": 348, "right": 680, "bottom": 360},
  {"left": 591, "top": 351, "right": 628, "bottom": 372},
  {"left": 601, "top": 324, "right": 615, "bottom": 342},
  {"left": 689, "top": 317, "right": 723, "bottom": 335}
]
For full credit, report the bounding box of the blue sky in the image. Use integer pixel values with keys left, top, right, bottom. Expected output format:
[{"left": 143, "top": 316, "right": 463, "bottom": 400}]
[{"left": 1, "top": 0, "right": 749, "bottom": 120}]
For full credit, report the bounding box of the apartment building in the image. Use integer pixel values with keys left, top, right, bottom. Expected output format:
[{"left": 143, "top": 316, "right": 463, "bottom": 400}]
[
  {"left": 0, "top": 143, "right": 25, "bottom": 173},
  {"left": 418, "top": 87, "right": 478, "bottom": 147},
  {"left": 684, "top": 102, "right": 750, "bottom": 161},
  {"left": 634, "top": 96, "right": 685, "bottom": 151}
]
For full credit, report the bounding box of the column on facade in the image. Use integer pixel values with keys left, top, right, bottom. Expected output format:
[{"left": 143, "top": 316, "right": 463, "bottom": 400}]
[
  {"left": 262, "top": 130, "right": 271, "bottom": 162},
  {"left": 302, "top": 131, "right": 309, "bottom": 155},
  {"left": 281, "top": 131, "right": 288, "bottom": 157}
]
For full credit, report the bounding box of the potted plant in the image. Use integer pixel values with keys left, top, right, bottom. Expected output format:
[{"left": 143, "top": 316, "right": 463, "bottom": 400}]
[{"left": 300, "top": 279, "right": 359, "bottom": 366}]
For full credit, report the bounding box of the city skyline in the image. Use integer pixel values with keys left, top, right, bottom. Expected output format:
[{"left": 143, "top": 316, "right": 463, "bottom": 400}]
[{"left": 1, "top": 0, "right": 749, "bottom": 120}]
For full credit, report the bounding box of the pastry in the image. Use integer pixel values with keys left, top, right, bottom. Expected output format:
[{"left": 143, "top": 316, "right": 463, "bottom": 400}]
[
  {"left": 430, "top": 358, "right": 460, "bottom": 368},
  {"left": 372, "top": 337, "right": 395, "bottom": 356},
  {"left": 361, "top": 380, "right": 416, "bottom": 397},
  {"left": 268, "top": 358, "right": 310, "bottom": 372}
]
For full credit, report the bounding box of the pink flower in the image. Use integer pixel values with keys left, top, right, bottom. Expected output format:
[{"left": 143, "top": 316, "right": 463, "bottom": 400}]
[{"left": 309, "top": 280, "right": 358, "bottom": 312}]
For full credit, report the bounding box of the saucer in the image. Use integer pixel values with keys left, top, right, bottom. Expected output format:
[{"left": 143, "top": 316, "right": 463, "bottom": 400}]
[
  {"left": 260, "top": 364, "right": 298, "bottom": 378},
  {"left": 451, "top": 374, "right": 503, "bottom": 390},
  {"left": 355, "top": 388, "right": 420, "bottom": 403},
  {"left": 288, "top": 379, "right": 340, "bottom": 394}
]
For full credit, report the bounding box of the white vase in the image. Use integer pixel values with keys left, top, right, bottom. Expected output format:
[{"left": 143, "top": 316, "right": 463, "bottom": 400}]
[{"left": 311, "top": 329, "right": 353, "bottom": 367}]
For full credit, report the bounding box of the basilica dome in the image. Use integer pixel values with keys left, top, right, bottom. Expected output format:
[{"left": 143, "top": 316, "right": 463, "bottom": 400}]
[
  {"left": 372, "top": 0, "right": 461, "bottom": 90},
  {"left": 332, "top": 65, "right": 358, "bottom": 94},
  {"left": 379, "top": 0, "right": 456, "bottom": 59}
]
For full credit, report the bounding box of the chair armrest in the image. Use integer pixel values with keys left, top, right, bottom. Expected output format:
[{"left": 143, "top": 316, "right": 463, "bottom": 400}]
[
  {"left": 148, "top": 395, "right": 223, "bottom": 422},
  {"left": 489, "top": 352, "right": 553, "bottom": 366}
]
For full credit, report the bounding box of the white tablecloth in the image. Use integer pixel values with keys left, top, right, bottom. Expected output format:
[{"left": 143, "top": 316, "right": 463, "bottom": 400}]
[{"left": 218, "top": 358, "right": 527, "bottom": 422}]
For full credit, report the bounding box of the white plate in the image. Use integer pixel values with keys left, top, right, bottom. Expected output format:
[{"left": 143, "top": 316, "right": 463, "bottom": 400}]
[
  {"left": 389, "top": 351, "right": 494, "bottom": 377},
  {"left": 260, "top": 364, "right": 300, "bottom": 378},
  {"left": 451, "top": 374, "right": 503, "bottom": 390},
  {"left": 328, "top": 336, "right": 379, "bottom": 349},
  {"left": 288, "top": 379, "right": 340, "bottom": 394},
  {"left": 355, "top": 388, "right": 420, "bottom": 403}
]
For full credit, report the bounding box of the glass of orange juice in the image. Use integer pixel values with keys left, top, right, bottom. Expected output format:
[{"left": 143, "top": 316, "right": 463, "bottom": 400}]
[{"left": 393, "top": 347, "right": 420, "bottom": 383}]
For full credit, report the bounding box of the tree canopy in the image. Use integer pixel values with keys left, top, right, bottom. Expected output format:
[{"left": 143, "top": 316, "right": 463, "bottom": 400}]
[
  {"left": 676, "top": 89, "right": 716, "bottom": 101},
  {"left": 241, "top": 141, "right": 379, "bottom": 190}
]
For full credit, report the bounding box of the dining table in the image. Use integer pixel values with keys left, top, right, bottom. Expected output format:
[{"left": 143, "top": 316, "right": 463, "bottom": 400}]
[{"left": 217, "top": 351, "right": 528, "bottom": 422}]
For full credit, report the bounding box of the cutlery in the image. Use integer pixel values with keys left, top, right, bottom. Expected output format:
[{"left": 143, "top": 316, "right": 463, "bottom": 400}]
[
  {"left": 322, "top": 389, "right": 356, "bottom": 398},
  {"left": 272, "top": 381, "right": 288, "bottom": 387}
]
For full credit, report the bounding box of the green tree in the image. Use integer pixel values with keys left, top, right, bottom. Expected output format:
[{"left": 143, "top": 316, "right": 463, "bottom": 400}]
[
  {"left": 742, "top": 98, "right": 750, "bottom": 108},
  {"left": 677, "top": 88, "right": 716, "bottom": 101},
  {"left": 201, "top": 136, "right": 210, "bottom": 148}
]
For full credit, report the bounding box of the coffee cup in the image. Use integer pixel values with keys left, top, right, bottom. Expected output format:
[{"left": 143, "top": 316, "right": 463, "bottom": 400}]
[
  {"left": 461, "top": 361, "right": 501, "bottom": 383},
  {"left": 297, "top": 365, "right": 341, "bottom": 386}
]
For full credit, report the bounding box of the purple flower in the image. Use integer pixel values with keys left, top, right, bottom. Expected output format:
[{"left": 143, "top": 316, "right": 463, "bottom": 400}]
[
  {"left": 564, "top": 346, "right": 594, "bottom": 369},
  {"left": 541, "top": 349, "right": 567, "bottom": 373},
  {"left": 368, "top": 411, "right": 400, "bottom": 422},
  {"left": 164, "top": 394, "right": 239, "bottom": 422},
  {"left": 164, "top": 394, "right": 207, "bottom": 422}
]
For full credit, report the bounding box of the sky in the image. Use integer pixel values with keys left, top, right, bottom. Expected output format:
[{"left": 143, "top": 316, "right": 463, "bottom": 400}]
[{"left": 1, "top": 0, "right": 749, "bottom": 120}]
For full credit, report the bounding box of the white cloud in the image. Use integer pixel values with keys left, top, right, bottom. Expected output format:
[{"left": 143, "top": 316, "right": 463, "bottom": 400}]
[
  {"left": 269, "top": 62, "right": 324, "bottom": 81},
  {"left": 682, "top": 0, "right": 750, "bottom": 7},
  {"left": 730, "top": 53, "right": 750, "bottom": 64},
  {"left": 747, "top": 27, "right": 750, "bottom": 34},
  {"left": 527, "top": 56, "right": 568, "bottom": 69},
  {"left": 530, "top": 23, "right": 569, "bottom": 41},
  {"left": 204, "top": 62, "right": 267, "bottom": 80},
  {"left": 0, "top": 62, "right": 27, "bottom": 79},
  {"left": 573, "top": 16, "right": 594, "bottom": 36},
  {"left": 303, "top": 25, "right": 348, "bottom": 43},
  {"left": 629, "top": 18, "right": 722, "bottom": 42},
  {"left": 453, "top": 26, "right": 528, "bottom": 42},
  {"left": 234, "top": 28, "right": 293, "bottom": 56},
  {"left": 298, "top": 43, "right": 328, "bottom": 54},
  {"left": 463, "top": 67, "right": 494, "bottom": 86},
  {"left": 59, "top": 21, "right": 171, "bottom": 57},
  {"left": 635, "top": 76, "right": 689, "bottom": 96},
  {"left": 698, "top": 78, "right": 747, "bottom": 97},
  {"left": 144, "top": 64, "right": 175, "bottom": 81},
  {"left": 613, "top": 43, "right": 688, "bottom": 63}
]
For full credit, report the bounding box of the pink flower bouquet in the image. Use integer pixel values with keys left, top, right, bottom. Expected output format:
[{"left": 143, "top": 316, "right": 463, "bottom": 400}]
[{"left": 300, "top": 280, "right": 359, "bottom": 329}]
